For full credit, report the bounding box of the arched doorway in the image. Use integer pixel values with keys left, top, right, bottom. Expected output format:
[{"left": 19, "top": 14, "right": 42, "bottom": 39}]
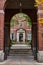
[
  {"left": 4, "top": 1, "right": 37, "bottom": 59},
  {"left": 10, "top": 13, "right": 32, "bottom": 44}
]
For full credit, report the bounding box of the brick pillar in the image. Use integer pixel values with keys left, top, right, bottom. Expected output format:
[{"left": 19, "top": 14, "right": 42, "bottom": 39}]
[
  {"left": 0, "top": 10, "right": 4, "bottom": 61},
  {"left": 37, "top": 5, "right": 43, "bottom": 62}
]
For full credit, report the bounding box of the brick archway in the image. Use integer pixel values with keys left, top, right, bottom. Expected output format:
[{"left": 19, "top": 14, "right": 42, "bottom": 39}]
[
  {"left": 0, "top": 0, "right": 43, "bottom": 62},
  {"left": 4, "top": 0, "right": 38, "bottom": 60}
]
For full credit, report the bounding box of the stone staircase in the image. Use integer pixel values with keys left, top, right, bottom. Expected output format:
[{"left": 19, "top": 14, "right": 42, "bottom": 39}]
[
  {"left": 8, "top": 44, "right": 33, "bottom": 55},
  {"left": 7, "top": 44, "right": 34, "bottom": 61},
  {"left": 9, "top": 49, "right": 33, "bottom": 56}
]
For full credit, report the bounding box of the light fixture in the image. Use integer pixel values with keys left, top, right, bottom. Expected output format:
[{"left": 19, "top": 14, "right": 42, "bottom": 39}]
[
  {"left": 17, "top": 0, "right": 22, "bottom": 12},
  {"left": 20, "top": 2, "right": 22, "bottom": 7},
  {"left": 19, "top": 1, "right": 22, "bottom": 12}
]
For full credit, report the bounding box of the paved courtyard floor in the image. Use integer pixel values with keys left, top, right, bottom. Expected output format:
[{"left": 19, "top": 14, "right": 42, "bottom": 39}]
[
  {"left": 0, "top": 44, "right": 43, "bottom": 65},
  {"left": 0, "top": 55, "right": 43, "bottom": 65},
  {"left": 0, "top": 60, "right": 43, "bottom": 65}
]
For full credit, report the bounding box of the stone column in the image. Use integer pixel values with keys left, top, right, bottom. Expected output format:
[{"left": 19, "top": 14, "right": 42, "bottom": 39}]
[
  {"left": 37, "top": 5, "right": 43, "bottom": 62},
  {"left": 23, "top": 32, "right": 25, "bottom": 42},
  {"left": 0, "top": 10, "right": 4, "bottom": 61},
  {"left": 17, "top": 32, "right": 19, "bottom": 42}
]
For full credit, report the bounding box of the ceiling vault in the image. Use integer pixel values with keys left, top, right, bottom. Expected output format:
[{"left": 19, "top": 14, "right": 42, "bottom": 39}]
[{"left": 5, "top": 0, "right": 35, "bottom": 9}]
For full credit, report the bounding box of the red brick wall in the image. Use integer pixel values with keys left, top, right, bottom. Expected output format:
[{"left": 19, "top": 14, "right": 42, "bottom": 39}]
[
  {"left": 0, "top": 13, "right": 4, "bottom": 50},
  {"left": 0, "top": 0, "right": 7, "bottom": 50},
  {"left": 10, "top": 19, "right": 31, "bottom": 41},
  {"left": 0, "top": 0, "right": 6, "bottom": 9},
  {"left": 38, "top": 5, "right": 43, "bottom": 50}
]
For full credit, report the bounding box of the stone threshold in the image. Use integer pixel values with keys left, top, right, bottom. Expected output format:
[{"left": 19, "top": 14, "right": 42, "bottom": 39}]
[{"left": 0, "top": 61, "right": 43, "bottom": 65}]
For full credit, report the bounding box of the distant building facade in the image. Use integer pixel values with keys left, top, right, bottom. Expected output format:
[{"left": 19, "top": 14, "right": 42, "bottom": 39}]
[{"left": 10, "top": 13, "right": 31, "bottom": 42}]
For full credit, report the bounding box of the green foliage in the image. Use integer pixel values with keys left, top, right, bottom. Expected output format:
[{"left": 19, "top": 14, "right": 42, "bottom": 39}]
[
  {"left": 25, "top": 41, "right": 31, "bottom": 45},
  {"left": 18, "top": 13, "right": 24, "bottom": 18},
  {"left": 10, "top": 13, "right": 32, "bottom": 28},
  {"left": 10, "top": 40, "right": 16, "bottom": 45},
  {"left": 24, "top": 15, "right": 32, "bottom": 27},
  {"left": 10, "top": 19, "right": 19, "bottom": 27},
  {"left": 10, "top": 19, "right": 14, "bottom": 27},
  {"left": 18, "top": 13, "right": 32, "bottom": 27}
]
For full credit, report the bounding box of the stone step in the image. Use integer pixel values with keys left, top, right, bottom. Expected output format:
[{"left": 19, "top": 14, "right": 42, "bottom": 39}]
[
  {"left": 11, "top": 44, "right": 31, "bottom": 50},
  {"left": 9, "top": 49, "right": 32, "bottom": 52},
  {"left": 7, "top": 55, "right": 34, "bottom": 59},
  {"left": 10, "top": 49, "right": 32, "bottom": 52},
  {"left": 9, "top": 52, "right": 33, "bottom": 55},
  {"left": 9, "top": 44, "right": 33, "bottom": 56},
  {"left": 9, "top": 54, "right": 33, "bottom": 56},
  {"left": 9, "top": 49, "right": 33, "bottom": 56}
]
